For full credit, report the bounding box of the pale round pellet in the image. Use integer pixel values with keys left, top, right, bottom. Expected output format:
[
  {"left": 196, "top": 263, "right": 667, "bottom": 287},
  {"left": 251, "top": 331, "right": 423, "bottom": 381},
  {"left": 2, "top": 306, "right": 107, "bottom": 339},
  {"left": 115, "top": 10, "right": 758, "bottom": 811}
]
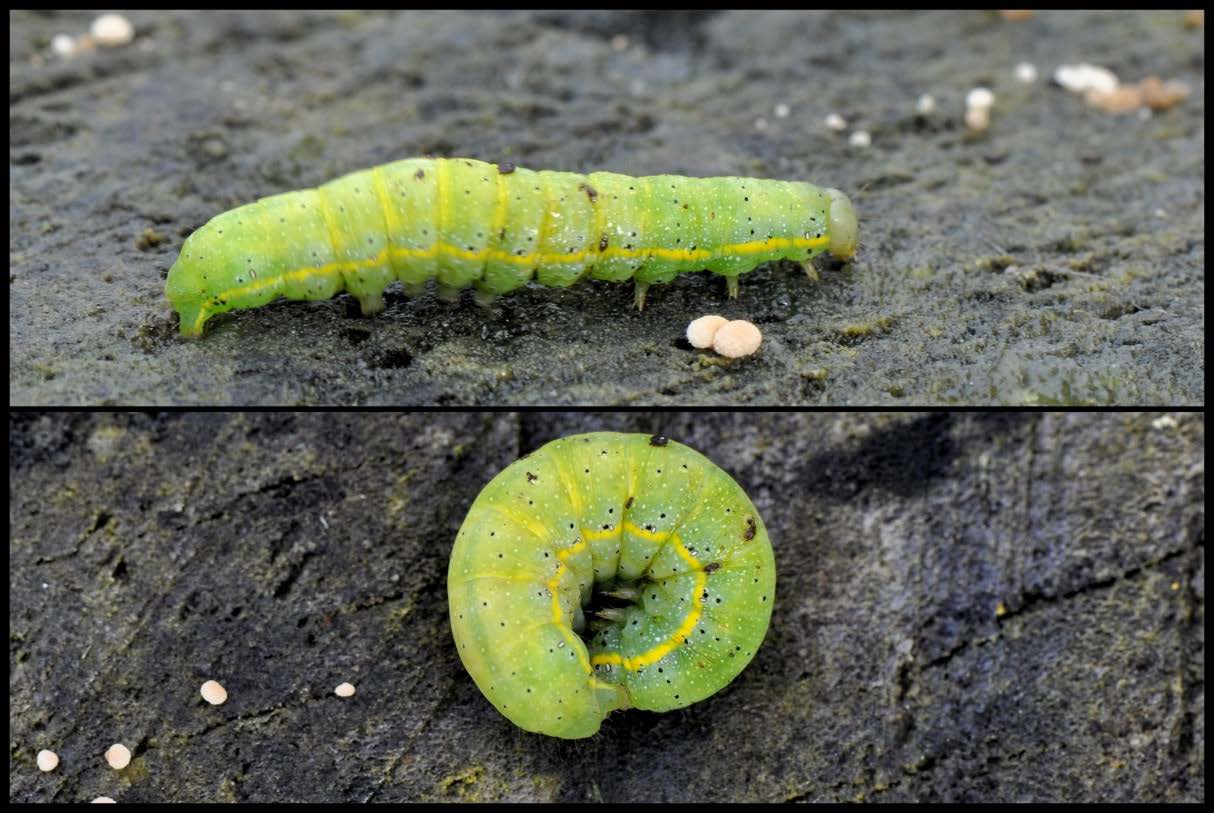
[
  {"left": 91, "top": 798, "right": 116, "bottom": 804},
  {"left": 90, "top": 14, "right": 134, "bottom": 47},
  {"left": 966, "top": 87, "right": 995, "bottom": 110},
  {"left": 200, "top": 679, "right": 228, "bottom": 705},
  {"left": 824, "top": 112, "right": 847, "bottom": 131},
  {"left": 1014, "top": 62, "right": 1038, "bottom": 83},
  {"left": 965, "top": 106, "right": 991, "bottom": 133},
  {"left": 773, "top": 102, "right": 790, "bottom": 118},
  {"left": 916, "top": 93, "right": 936, "bottom": 115},
  {"left": 712, "top": 320, "right": 763, "bottom": 358},
  {"left": 335, "top": 682, "right": 356, "bottom": 698},
  {"left": 37, "top": 749, "right": 59, "bottom": 772},
  {"left": 50, "top": 34, "right": 76, "bottom": 57},
  {"left": 848, "top": 130, "right": 871, "bottom": 148},
  {"left": 105, "top": 743, "right": 131, "bottom": 770},
  {"left": 686, "top": 314, "right": 728, "bottom": 349}
]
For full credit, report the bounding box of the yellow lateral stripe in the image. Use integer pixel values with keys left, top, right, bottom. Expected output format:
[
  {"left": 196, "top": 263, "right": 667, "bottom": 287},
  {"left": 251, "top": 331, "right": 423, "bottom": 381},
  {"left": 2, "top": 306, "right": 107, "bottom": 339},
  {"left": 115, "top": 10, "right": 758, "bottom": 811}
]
[
  {"left": 192, "top": 234, "right": 828, "bottom": 333},
  {"left": 620, "top": 520, "right": 670, "bottom": 543},
  {"left": 590, "top": 532, "right": 707, "bottom": 670},
  {"left": 581, "top": 525, "right": 622, "bottom": 541}
]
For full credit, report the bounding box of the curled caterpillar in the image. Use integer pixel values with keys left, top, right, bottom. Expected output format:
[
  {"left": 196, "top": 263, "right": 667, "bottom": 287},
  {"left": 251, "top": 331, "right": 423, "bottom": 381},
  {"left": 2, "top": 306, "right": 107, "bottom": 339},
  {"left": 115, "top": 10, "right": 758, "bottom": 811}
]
[
  {"left": 447, "top": 431, "right": 776, "bottom": 738},
  {"left": 166, "top": 157, "right": 858, "bottom": 337}
]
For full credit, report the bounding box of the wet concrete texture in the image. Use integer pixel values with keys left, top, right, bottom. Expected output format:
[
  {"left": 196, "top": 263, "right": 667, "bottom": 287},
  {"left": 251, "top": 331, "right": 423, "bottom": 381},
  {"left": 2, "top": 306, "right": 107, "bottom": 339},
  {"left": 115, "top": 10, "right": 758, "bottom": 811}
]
[
  {"left": 8, "top": 11, "right": 1205, "bottom": 405},
  {"left": 9, "top": 412, "right": 1204, "bottom": 801}
]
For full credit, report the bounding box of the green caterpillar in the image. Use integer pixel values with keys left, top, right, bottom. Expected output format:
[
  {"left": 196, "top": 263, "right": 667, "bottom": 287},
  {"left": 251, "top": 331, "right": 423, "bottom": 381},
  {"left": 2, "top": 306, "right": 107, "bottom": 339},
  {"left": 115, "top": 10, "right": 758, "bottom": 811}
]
[
  {"left": 166, "top": 157, "right": 857, "bottom": 337},
  {"left": 447, "top": 432, "right": 776, "bottom": 738}
]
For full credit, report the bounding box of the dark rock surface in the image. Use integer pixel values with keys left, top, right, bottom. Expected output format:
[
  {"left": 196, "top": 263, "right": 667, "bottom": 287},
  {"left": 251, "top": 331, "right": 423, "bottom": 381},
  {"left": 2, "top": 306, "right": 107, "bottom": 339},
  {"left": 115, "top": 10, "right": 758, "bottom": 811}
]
[
  {"left": 9, "top": 10, "right": 1205, "bottom": 405},
  {"left": 9, "top": 412, "right": 1203, "bottom": 801}
]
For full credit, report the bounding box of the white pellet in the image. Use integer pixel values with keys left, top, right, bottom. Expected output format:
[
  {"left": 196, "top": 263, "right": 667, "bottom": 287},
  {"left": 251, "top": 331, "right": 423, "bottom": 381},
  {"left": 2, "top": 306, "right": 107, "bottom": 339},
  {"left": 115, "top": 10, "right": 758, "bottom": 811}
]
[
  {"left": 965, "top": 105, "right": 991, "bottom": 133},
  {"left": 37, "top": 749, "right": 59, "bottom": 772},
  {"left": 825, "top": 112, "right": 847, "bottom": 131},
  {"left": 1054, "top": 63, "right": 1119, "bottom": 95},
  {"left": 966, "top": 86, "right": 995, "bottom": 110},
  {"left": 200, "top": 679, "right": 228, "bottom": 705},
  {"left": 848, "top": 130, "right": 871, "bottom": 148},
  {"left": 105, "top": 743, "right": 131, "bottom": 770},
  {"left": 335, "top": 682, "right": 356, "bottom": 698},
  {"left": 773, "top": 102, "right": 790, "bottom": 118},
  {"left": 50, "top": 34, "right": 76, "bottom": 57},
  {"left": 916, "top": 93, "right": 936, "bottom": 114},
  {"left": 686, "top": 315, "right": 728, "bottom": 349},
  {"left": 90, "top": 14, "right": 134, "bottom": 47},
  {"left": 91, "top": 798, "right": 117, "bottom": 804},
  {"left": 1014, "top": 61, "right": 1038, "bottom": 83},
  {"left": 712, "top": 320, "right": 763, "bottom": 358}
]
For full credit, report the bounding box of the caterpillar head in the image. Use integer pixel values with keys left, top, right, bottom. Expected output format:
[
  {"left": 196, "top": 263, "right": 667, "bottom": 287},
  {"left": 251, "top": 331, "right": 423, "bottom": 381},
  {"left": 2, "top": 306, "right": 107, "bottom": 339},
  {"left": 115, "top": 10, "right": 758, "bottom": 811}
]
[
  {"left": 166, "top": 205, "right": 270, "bottom": 338},
  {"left": 165, "top": 228, "right": 215, "bottom": 338},
  {"left": 824, "top": 188, "right": 858, "bottom": 260}
]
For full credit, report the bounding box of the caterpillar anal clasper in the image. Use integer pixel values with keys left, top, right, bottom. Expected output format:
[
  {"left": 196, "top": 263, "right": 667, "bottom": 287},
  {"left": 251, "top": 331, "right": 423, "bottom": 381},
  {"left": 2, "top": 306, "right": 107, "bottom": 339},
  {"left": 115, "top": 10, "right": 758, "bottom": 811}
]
[
  {"left": 447, "top": 432, "right": 776, "bottom": 738},
  {"left": 165, "top": 157, "right": 858, "bottom": 337}
]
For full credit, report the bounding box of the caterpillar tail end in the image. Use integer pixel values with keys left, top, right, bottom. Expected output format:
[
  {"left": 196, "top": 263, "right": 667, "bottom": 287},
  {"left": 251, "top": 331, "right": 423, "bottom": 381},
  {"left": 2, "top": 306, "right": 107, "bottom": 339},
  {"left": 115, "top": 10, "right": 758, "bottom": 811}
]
[{"left": 824, "top": 188, "right": 858, "bottom": 260}]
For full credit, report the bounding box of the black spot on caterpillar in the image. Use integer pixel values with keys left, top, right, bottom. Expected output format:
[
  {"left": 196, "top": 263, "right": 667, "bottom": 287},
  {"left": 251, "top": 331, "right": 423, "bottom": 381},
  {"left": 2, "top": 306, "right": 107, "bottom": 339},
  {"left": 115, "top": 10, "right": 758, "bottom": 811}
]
[
  {"left": 447, "top": 432, "right": 776, "bottom": 738},
  {"left": 744, "top": 516, "right": 757, "bottom": 541},
  {"left": 649, "top": 435, "right": 669, "bottom": 447},
  {"left": 166, "top": 157, "right": 858, "bottom": 337}
]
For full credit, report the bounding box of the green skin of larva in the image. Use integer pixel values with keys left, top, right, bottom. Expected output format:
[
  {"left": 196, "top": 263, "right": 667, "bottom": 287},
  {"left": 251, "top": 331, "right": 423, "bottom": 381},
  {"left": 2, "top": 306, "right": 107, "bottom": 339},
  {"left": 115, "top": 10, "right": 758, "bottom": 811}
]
[
  {"left": 166, "top": 156, "right": 858, "bottom": 337},
  {"left": 447, "top": 432, "right": 776, "bottom": 738}
]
